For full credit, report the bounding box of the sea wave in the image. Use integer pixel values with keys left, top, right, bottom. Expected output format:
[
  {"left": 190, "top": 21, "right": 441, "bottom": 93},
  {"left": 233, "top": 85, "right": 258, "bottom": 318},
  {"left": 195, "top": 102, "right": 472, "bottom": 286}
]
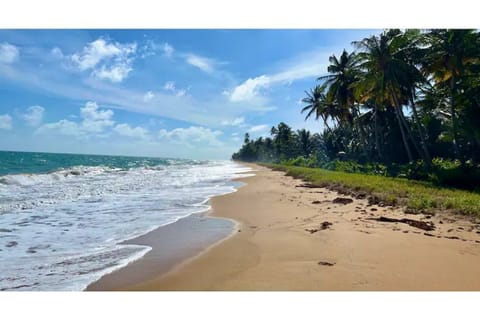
[
  {"left": 0, "top": 159, "right": 253, "bottom": 291},
  {"left": 0, "top": 165, "right": 121, "bottom": 186}
]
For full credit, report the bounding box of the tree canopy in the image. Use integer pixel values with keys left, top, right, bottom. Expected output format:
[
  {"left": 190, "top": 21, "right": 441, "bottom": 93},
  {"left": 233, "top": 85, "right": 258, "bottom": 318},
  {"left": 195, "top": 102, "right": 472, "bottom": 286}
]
[{"left": 232, "top": 29, "right": 480, "bottom": 190}]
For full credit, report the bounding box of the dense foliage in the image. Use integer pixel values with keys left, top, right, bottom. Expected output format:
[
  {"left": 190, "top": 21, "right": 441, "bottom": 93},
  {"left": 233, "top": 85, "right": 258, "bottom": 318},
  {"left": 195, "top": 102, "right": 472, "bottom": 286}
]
[{"left": 232, "top": 29, "right": 480, "bottom": 190}]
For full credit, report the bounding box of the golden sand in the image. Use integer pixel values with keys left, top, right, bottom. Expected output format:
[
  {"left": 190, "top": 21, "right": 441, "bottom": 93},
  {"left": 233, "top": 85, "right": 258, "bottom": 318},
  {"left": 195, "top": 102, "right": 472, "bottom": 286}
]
[{"left": 91, "top": 163, "right": 480, "bottom": 290}]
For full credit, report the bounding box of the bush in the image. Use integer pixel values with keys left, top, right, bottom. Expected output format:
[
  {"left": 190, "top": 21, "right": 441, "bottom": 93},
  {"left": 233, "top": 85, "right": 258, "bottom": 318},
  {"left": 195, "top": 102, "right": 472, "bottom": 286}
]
[
  {"left": 431, "top": 158, "right": 480, "bottom": 190},
  {"left": 280, "top": 156, "right": 480, "bottom": 191},
  {"left": 281, "top": 154, "right": 323, "bottom": 168},
  {"left": 316, "top": 160, "right": 388, "bottom": 176},
  {"left": 282, "top": 156, "right": 307, "bottom": 167}
]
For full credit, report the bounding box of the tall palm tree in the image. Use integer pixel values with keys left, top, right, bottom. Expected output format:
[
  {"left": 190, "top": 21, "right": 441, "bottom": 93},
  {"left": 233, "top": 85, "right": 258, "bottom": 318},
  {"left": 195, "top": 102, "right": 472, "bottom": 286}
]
[
  {"left": 394, "top": 29, "right": 433, "bottom": 166},
  {"left": 301, "top": 84, "right": 336, "bottom": 131},
  {"left": 271, "top": 122, "right": 295, "bottom": 160},
  {"left": 353, "top": 29, "right": 425, "bottom": 163},
  {"left": 297, "top": 129, "right": 313, "bottom": 158},
  {"left": 423, "top": 29, "right": 480, "bottom": 162},
  {"left": 318, "top": 49, "right": 378, "bottom": 160},
  {"left": 318, "top": 50, "right": 359, "bottom": 125}
]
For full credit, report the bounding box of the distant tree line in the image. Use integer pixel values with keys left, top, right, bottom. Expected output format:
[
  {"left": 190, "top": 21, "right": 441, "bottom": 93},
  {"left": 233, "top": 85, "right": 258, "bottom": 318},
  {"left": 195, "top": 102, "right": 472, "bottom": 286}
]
[
  {"left": 232, "top": 123, "right": 325, "bottom": 164},
  {"left": 232, "top": 29, "right": 480, "bottom": 189}
]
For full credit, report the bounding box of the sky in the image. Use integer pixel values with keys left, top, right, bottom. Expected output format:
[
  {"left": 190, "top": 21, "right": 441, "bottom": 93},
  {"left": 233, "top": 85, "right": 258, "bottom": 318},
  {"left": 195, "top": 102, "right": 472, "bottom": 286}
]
[{"left": 0, "top": 29, "right": 377, "bottom": 159}]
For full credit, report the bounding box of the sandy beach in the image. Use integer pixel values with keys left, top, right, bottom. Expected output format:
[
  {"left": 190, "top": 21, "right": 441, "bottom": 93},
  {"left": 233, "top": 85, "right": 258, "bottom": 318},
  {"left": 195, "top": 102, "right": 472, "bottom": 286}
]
[{"left": 89, "top": 163, "right": 480, "bottom": 291}]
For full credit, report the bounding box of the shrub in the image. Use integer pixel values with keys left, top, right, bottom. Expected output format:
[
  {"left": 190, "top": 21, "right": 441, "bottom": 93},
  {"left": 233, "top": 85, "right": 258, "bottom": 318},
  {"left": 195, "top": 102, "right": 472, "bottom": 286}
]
[{"left": 431, "top": 158, "right": 480, "bottom": 190}]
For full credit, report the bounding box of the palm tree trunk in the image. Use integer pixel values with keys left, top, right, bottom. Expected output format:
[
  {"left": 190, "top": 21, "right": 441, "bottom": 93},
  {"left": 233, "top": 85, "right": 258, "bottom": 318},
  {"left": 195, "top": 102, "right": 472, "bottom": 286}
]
[
  {"left": 391, "top": 89, "right": 430, "bottom": 165},
  {"left": 390, "top": 90, "right": 413, "bottom": 162},
  {"left": 410, "top": 98, "right": 432, "bottom": 167},
  {"left": 450, "top": 77, "right": 462, "bottom": 163},
  {"left": 394, "top": 107, "right": 413, "bottom": 162},
  {"left": 399, "top": 108, "right": 422, "bottom": 155},
  {"left": 393, "top": 96, "right": 425, "bottom": 162},
  {"left": 374, "top": 105, "right": 384, "bottom": 161}
]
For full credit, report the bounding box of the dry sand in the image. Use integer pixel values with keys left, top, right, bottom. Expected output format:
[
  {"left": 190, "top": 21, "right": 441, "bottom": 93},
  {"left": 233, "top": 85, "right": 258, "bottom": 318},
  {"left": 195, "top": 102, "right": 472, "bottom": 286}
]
[{"left": 91, "top": 163, "right": 480, "bottom": 290}]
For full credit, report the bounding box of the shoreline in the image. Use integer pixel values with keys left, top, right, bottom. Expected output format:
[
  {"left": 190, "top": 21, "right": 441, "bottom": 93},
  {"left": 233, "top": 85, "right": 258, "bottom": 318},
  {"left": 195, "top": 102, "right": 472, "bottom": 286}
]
[
  {"left": 86, "top": 172, "right": 251, "bottom": 291},
  {"left": 91, "top": 163, "right": 480, "bottom": 290}
]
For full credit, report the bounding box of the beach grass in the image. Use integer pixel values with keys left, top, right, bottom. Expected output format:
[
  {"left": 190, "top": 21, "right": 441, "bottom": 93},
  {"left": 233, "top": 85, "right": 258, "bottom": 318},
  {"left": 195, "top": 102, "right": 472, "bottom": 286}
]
[{"left": 265, "top": 164, "right": 480, "bottom": 217}]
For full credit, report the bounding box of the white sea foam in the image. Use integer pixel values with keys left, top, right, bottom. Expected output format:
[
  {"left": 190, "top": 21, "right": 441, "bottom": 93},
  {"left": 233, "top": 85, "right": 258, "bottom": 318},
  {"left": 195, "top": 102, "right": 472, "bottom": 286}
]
[{"left": 0, "top": 160, "right": 253, "bottom": 291}]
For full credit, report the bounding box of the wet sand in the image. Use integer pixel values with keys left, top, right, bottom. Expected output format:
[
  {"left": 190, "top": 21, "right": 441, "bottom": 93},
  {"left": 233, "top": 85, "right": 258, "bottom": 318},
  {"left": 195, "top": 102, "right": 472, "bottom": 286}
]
[
  {"left": 90, "top": 163, "right": 480, "bottom": 290},
  {"left": 87, "top": 213, "right": 236, "bottom": 290}
]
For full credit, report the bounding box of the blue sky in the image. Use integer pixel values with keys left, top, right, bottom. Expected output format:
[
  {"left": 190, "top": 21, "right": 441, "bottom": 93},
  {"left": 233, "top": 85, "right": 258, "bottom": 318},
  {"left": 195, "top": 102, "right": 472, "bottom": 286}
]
[{"left": 0, "top": 29, "right": 377, "bottom": 159}]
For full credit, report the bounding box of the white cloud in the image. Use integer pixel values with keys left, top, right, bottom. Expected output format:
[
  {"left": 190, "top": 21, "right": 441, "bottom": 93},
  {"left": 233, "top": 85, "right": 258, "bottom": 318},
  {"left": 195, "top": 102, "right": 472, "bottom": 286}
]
[
  {"left": 163, "top": 81, "right": 176, "bottom": 91},
  {"left": 71, "top": 38, "right": 132, "bottom": 70},
  {"left": 143, "top": 91, "right": 155, "bottom": 102},
  {"left": 37, "top": 101, "right": 115, "bottom": 137},
  {"left": 21, "top": 105, "right": 45, "bottom": 127},
  {"left": 36, "top": 119, "right": 80, "bottom": 136},
  {"left": 114, "top": 123, "right": 149, "bottom": 140},
  {"left": 80, "top": 101, "right": 115, "bottom": 132},
  {"left": 249, "top": 124, "right": 269, "bottom": 133},
  {"left": 0, "top": 43, "right": 19, "bottom": 64},
  {"left": 0, "top": 53, "right": 273, "bottom": 127},
  {"left": 51, "top": 47, "right": 64, "bottom": 59},
  {"left": 139, "top": 41, "right": 174, "bottom": 59},
  {"left": 185, "top": 54, "right": 215, "bottom": 73},
  {"left": 221, "top": 117, "right": 245, "bottom": 127},
  {"left": 159, "top": 126, "right": 223, "bottom": 146},
  {"left": 268, "top": 63, "right": 324, "bottom": 84},
  {"left": 93, "top": 63, "right": 132, "bottom": 83},
  {"left": 230, "top": 75, "right": 270, "bottom": 102},
  {"left": 229, "top": 49, "right": 330, "bottom": 102},
  {"left": 0, "top": 114, "right": 13, "bottom": 130},
  {"left": 163, "top": 43, "right": 174, "bottom": 57},
  {"left": 176, "top": 89, "right": 187, "bottom": 97},
  {"left": 70, "top": 38, "right": 137, "bottom": 82},
  {"left": 163, "top": 81, "right": 189, "bottom": 97},
  {"left": 80, "top": 101, "right": 113, "bottom": 121}
]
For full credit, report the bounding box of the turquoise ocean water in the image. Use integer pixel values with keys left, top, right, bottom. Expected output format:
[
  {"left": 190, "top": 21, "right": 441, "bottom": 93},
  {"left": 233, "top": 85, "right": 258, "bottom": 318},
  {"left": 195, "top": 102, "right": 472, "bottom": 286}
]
[{"left": 0, "top": 151, "right": 251, "bottom": 291}]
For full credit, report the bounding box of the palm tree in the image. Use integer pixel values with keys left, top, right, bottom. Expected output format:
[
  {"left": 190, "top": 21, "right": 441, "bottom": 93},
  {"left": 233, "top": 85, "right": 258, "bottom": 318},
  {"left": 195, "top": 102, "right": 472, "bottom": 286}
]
[
  {"left": 318, "top": 49, "right": 359, "bottom": 125},
  {"left": 271, "top": 122, "right": 296, "bottom": 160},
  {"left": 353, "top": 29, "right": 425, "bottom": 163},
  {"left": 297, "top": 129, "right": 313, "bottom": 158},
  {"left": 422, "top": 29, "right": 480, "bottom": 162},
  {"left": 395, "top": 29, "right": 433, "bottom": 165},
  {"left": 319, "top": 49, "right": 377, "bottom": 160},
  {"left": 301, "top": 84, "right": 335, "bottom": 131}
]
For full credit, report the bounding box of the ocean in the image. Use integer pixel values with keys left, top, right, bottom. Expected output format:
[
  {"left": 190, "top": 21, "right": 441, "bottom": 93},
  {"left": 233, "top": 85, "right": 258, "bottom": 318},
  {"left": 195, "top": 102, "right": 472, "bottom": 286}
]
[{"left": 0, "top": 151, "right": 252, "bottom": 291}]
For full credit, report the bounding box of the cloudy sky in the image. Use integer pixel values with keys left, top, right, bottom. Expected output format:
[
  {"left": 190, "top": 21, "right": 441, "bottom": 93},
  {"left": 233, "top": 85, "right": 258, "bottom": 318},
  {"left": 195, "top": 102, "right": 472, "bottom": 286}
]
[{"left": 0, "top": 29, "right": 376, "bottom": 159}]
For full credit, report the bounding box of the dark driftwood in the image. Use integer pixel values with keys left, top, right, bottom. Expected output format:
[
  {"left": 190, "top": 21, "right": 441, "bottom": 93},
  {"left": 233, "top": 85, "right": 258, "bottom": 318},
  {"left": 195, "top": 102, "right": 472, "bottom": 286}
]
[
  {"left": 321, "top": 221, "right": 332, "bottom": 229},
  {"left": 444, "top": 236, "right": 460, "bottom": 240},
  {"left": 318, "top": 261, "right": 335, "bottom": 266},
  {"left": 296, "top": 183, "right": 322, "bottom": 188},
  {"left": 305, "top": 221, "right": 332, "bottom": 234},
  {"left": 332, "top": 197, "right": 354, "bottom": 205},
  {"left": 312, "top": 200, "right": 330, "bottom": 204},
  {"left": 368, "top": 216, "right": 435, "bottom": 231}
]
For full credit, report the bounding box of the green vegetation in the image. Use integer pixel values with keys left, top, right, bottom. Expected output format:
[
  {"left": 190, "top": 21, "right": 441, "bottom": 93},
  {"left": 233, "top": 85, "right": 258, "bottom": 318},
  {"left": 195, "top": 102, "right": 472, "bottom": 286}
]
[
  {"left": 232, "top": 29, "right": 480, "bottom": 194},
  {"left": 267, "top": 164, "right": 480, "bottom": 216}
]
